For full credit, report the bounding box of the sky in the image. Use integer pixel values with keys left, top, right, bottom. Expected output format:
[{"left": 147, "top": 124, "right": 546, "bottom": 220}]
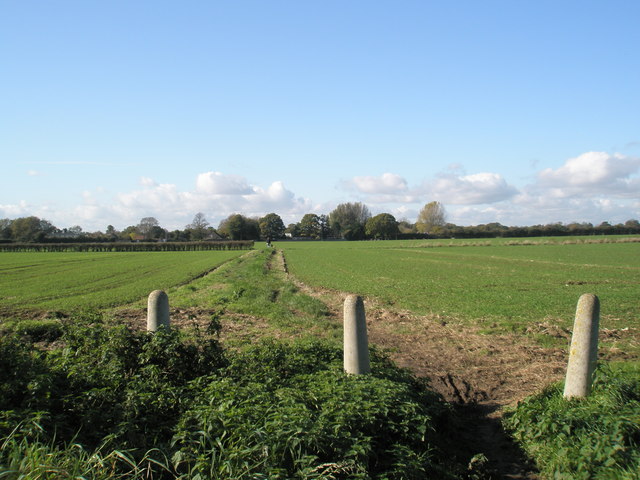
[{"left": 2, "top": 0, "right": 639, "bottom": 232}]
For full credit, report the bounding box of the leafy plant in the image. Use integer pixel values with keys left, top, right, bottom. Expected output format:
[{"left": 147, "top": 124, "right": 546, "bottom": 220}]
[
  {"left": 1, "top": 315, "right": 464, "bottom": 479},
  {"left": 503, "top": 364, "right": 640, "bottom": 479},
  {"left": 0, "top": 318, "right": 64, "bottom": 342},
  {"left": 0, "top": 313, "right": 226, "bottom": 457},
  {"left": 173, "top": 340, "right": 458, "bottom": 479}
]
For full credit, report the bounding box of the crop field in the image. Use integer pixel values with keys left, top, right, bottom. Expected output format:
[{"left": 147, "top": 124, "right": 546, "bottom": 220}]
[
  {"left": 279, "top": 238, "right": 640, "bottom": 334},
  {"left": 1, "top": 240, "right": 639, "bottom": 478},
  {"left": 0, "top": 250, "right": 245, "bottom": 314}
]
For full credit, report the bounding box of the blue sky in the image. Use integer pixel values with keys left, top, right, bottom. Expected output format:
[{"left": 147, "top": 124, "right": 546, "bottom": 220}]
[{"left": 2, "top": 0, "right": 639, "bottom": 231}]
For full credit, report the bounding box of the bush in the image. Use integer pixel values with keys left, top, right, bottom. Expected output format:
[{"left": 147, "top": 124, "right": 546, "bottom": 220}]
[
  {"left": 0, "top": 335, "right": 50, "bottom": 413},
  {"left": 173, "top": 340, "right": 457, "bottom": 479},
  {"left": 1, "top": 318, "right": 461, "bottom": 479},
  {"left": 0, "top": 318, "right": 63, "bottom": 342},
  {"left": 0, "top": 314, "right": 226, "bottom": 453},
  {"left": 503, "top": 364, "right": 640, "bottom": 479}
]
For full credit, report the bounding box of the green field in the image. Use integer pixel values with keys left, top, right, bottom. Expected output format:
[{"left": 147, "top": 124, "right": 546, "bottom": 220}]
[
  {"left": 279, "top": 238, "right": 640, "bottom": 332},
  {"left": 2, "top": 238, "right": 638, "bottom": 334},
  {"left": 1, "top": 240, "right": 639, "bottom": 478},
  {"left": 0, "top": 250, "right": 245, "bottom": 313}
]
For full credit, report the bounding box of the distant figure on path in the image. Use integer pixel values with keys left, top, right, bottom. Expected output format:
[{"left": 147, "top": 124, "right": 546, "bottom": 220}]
[{"left": 267, "top": 235, "right": 272, "bottom": 247}]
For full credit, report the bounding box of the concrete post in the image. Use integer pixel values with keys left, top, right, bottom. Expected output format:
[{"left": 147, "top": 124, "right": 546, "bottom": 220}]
[
  {"left": 343, "top": 295, "right": 370, "bottom": 374},
  {"left": 147, "top": 290, "right": 170, "bottom": 332},
  {"left": 563, "top": 293, "right": 600, "bottom": 399}
]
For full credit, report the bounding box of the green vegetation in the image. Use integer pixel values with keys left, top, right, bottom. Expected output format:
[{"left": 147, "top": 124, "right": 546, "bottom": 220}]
[
  {"left": 0, "top": 241, "right": 253, "bottom": 252},
  {"left": 156, "top": 249, "right": 336, "bottom": 344},
  {"left": 277, "top": 237, "right": 640, "bottom": 478},
  {"left": 504, "top": 365, "right": 640, "bottom": 479},
  {"left": 2, "top": 239, "right": 640, "bottom": 478},
  {"left": 0, "top": 315, "right": 463, "bottom": 479},
  {"left": 0, "top": 250, "right": 244, "bottom": 313},
  {"left": 279, "top": 238, "right": 640, "bottom": 333}
]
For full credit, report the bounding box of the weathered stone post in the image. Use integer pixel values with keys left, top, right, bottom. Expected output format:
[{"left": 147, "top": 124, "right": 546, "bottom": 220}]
[
  {"left": 343, "top": 295, "right": 370, "bottom": 374},
  {"left": 563, "top": 293, "right": 600, "bottom": 399},
  {"left": 147, "top": 290, "right": 170, "bottom": 332}
]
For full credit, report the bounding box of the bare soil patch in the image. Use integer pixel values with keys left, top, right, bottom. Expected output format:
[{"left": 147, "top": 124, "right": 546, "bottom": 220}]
[{"left": 115, "top": 307, "right": 268, "bottom": 340}]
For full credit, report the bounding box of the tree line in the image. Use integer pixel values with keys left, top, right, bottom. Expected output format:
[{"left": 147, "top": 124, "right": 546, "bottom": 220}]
[
  {"left": 285, "top": 202, "right": 640, "bottom": 240},
  {"left": 0, "top": 213, "right": 285, "bottom": 244},
  {"left": 1, "top": 202, "right": 639, "bottom": 244}
]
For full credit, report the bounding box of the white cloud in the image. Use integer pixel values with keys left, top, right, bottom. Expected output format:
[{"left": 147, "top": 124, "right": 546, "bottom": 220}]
[
  {"left": 4, "top": 151, "right": 640, "bottom": 231},
  {"left": 345, "top": 171, "right": 518, "bottom": 206},
  {"left": 140, "top": 177, "right": 158, "bottom": 187},
  {"left": 484, "top": 151, "right": 640, "bottom": 226},
  {"left": 427, "top": 172, "right": 519, "bottom": 205},
  {"left": 536, "top": 151, "right": 640, "bottom": 197},
  {"left": 0, "top": 201, "right": 31, "bottom": 217},
  {"left": 352, "top": 173, "right": 408, "bottom": 194},
  {"left": 27, "top": 170, "right": 42, "bottom": 176},
  {"left": 106, "top": 174, "right": 313, "bottom": 230},
  {"left": 343, "top": 169, "right": 517, "bottom": 214},
  {"left": 195, "top": 172, "right": 253, "bottom": 195}
]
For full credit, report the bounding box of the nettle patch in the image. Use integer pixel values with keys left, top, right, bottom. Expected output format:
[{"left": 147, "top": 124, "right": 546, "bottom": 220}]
[
  {"left": 0, "top": 314, "right": 465, "bottom": 479},
  {"left": 503, "top": 365, "right": 640, "bottom": 479}
]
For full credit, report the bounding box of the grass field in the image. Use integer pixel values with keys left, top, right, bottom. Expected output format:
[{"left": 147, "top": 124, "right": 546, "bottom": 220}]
[
  {"left": 1, "top": 238, "right": 637, "bottom": 336},
  {"left": 279, "top": 238, "right": 639, "bottom": 329},
  {"left": 0, "top": 250, "right": 245, "bottom": 314}
]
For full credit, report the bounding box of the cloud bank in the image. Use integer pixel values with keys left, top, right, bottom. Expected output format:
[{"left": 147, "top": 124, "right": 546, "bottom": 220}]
[{"left": 1, "top": 152, "right": 639, "bottom": 231}]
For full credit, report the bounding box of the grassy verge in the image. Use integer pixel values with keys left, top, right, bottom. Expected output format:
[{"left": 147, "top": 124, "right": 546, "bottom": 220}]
[
  {"left": 151, "top": 248, "right": 341, "bottom": 346},
  {"left": 503, "top": 363, "right": 640, "bottom": 479}
]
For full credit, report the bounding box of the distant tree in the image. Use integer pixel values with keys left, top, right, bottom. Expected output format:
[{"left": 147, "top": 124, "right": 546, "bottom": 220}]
[
  {"left": 329, "top": 202, "right": 371, "bottom": 240},
  {"left": 246, "top": 217, "right": 260, "bottom": 240},
  {"left": 218, "top": 215, "right": 241, "bottom": 239},
  {"left": 285, "top": 223, "right": 301, "bottom": 237},
  {"left": 299, "top": 213, "right": 321, "bottom": 238},
  {"left": 0, "top": 218, "right": 13, "bottom": 240},
  {"left": 137, "top": 217, "right": 160, "bottom": 240},
  {"left": 624, "top": 219, "right": 640, "bottom": 234},
  {"left": 149, "top": 225, "right": 167, "bottom": 241},
  {"left": 120, "top": 225, "right": 138, "bottom": 241},
  {"left": 566, "top": 222, "right": 594, "bottom": 236},
  {"left": 259, "top": 213, "right": 286, "bottom": 240},
  {"left": 416, "top": 202, "right": 446, "bottom": 234},
  {"left": 365, "top": 213, "right": 399, "bottom": 240},
  {"left": 105, "top": 225, "right": 118, "bottom": 238},
  {"left": 318, "top": 214, "right": 330, "bottom": 239},
  {"left": 596, "top": 221, "right": 614, "bottom": 235},
  {"left": 218, "top": 214, "right": 260, "bottom": 240},
  {"left": 398, "top": 220, "right": 416, "bottom": 234},
  {"left": 168, "top": 229, "right": 190, "bottom": 242},
  {"left": 68, "top": 225, "right": 83, "bottom": 237},
  {"left": 10, "top": 216, "right": 56, "bottom": 242},
  {"left": 187, "top": 212, "right": 210, "bottom": 241}
]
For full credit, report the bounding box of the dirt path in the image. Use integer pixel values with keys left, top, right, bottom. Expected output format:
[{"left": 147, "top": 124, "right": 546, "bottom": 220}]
[
  {"left": 279, "top": 251, "right": 566, "bottom": 479},
  {"left": 365, "top": 300, "right": 566, "bottom": 479}
]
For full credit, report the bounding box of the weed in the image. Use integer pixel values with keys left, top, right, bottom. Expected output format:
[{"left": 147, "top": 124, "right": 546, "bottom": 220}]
[
  {"left": 503, "top": 364, "right": 640, "bottom": 479},
  {"left": 1, "top": 314, "right": 465, "bottom": 479}
]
